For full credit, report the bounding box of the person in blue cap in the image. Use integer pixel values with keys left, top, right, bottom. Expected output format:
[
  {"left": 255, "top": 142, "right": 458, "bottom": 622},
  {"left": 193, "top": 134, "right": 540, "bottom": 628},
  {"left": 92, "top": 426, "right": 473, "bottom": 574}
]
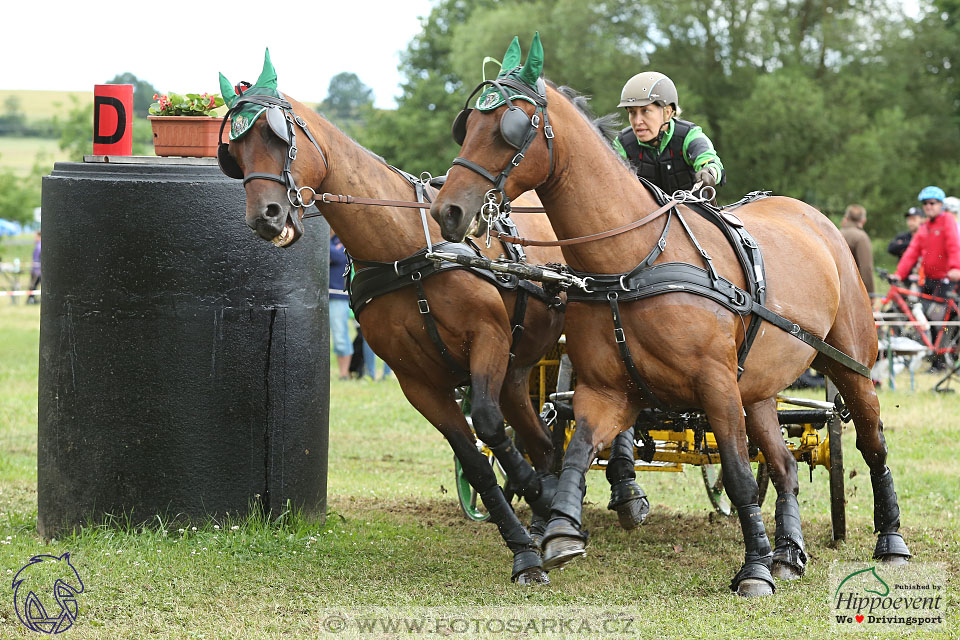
[{"left": 894, "top": 186, "right": 960, "bottom": 370}]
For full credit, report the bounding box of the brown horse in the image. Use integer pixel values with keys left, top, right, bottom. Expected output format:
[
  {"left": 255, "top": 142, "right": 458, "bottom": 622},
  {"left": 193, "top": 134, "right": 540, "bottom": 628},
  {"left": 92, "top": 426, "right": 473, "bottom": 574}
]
[
  {"left": 217, "top": 55, "right": 568, "bottom": 584},
  {"left": 431, "top": 35, "right": 910, "bottom": 596}
]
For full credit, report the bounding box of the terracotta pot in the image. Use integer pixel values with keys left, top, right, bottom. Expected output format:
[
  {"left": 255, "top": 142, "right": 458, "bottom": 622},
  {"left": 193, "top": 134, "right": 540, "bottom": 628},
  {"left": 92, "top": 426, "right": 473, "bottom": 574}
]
[{"left": 148, "top": 116, "right": 229, "bottom": 158}]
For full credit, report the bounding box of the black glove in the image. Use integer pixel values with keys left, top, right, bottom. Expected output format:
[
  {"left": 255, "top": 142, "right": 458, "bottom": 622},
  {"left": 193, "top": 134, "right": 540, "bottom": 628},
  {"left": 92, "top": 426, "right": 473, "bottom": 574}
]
[{"left": 695, "top": 168, "right": 717, "bottom": 189}]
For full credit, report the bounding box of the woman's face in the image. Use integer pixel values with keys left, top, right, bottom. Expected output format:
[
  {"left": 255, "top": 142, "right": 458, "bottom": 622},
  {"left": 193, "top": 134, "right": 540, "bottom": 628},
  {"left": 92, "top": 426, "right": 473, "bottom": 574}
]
[{"left": 626, "top": 104, "right": 671, "bottom": 143}]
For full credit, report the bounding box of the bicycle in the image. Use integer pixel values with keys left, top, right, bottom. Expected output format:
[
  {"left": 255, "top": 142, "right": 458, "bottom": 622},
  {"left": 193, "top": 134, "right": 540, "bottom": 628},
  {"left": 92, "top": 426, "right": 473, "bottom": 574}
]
[{"left": 875, "top": 268, "right": 960, "bottom": 369}]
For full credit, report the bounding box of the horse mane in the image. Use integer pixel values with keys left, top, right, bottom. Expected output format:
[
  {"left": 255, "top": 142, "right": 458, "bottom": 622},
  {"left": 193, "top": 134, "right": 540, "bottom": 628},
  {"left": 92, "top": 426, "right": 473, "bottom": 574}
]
[
  {"left": 307, "top": 104, "right": 389, "bottom": 166},
  {"left": 549, "top": 82, "right": 631, "bottom": 171}
]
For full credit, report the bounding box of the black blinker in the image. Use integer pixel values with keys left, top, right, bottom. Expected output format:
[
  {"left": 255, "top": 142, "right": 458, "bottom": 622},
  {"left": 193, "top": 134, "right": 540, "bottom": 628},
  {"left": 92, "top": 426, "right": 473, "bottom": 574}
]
[
  {"left": 452, "top": 108, "right": 470, "bottom": 145},
  {"left": 217, "top": 143, "right": 244, "bottom": 179}
]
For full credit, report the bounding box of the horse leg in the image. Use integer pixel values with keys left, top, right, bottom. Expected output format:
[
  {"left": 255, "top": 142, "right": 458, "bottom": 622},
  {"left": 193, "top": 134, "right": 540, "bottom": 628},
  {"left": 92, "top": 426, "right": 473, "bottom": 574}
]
[
  {"left": 471, "top": 364, "right": 555, "bottom": 538},
  {"left": 815, "top": 356, "right": 912, "bottom": 565},
  {"left": 396, "top": 377, "right": 547, "bottom": 584},
  {"left": 745, "top": 398, "right": 806, "bottom": 580},
  {"left": 705, "top": 382, "right": 775, "bottom": 597},
  {"left": 499, "top": 365, "right": 557, "bottom": 549},
  {"left": 541, "top": 389, "right": 634, "bottom": 571},
  {"left": 604, "top": 426, "right": 649, "bottom": 530}
]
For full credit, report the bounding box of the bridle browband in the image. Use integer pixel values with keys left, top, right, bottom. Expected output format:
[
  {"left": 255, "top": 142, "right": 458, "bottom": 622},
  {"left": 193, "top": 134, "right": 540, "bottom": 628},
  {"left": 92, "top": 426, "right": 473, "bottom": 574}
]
[
  {"left": 451, "top": 75, "right": 555, "bottom": 218},
  {"left": 217, "top": 93, "right": 329, "bottom": 210}
]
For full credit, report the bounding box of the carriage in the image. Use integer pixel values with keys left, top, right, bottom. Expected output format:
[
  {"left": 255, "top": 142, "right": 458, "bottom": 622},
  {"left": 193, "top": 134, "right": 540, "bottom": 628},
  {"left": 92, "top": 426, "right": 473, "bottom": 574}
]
[{"left": 454, "top": 337, "right": 849, "bottom": 540}]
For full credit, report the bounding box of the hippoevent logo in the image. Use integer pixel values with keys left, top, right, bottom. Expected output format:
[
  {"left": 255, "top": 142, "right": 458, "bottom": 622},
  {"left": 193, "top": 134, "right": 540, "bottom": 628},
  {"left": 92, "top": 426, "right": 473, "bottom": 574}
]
[
  {"left": 11, "top": 553, "right": 85, "bottom": 634},
  {"left": 831, "top": 562, "right": 945, "bottom": 631}
]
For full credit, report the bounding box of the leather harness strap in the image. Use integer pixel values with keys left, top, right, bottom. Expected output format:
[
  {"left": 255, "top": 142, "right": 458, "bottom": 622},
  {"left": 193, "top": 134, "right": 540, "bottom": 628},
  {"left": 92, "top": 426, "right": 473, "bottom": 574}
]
[{"left": 487, "top": 198, "right": 679, "bottom": 247}]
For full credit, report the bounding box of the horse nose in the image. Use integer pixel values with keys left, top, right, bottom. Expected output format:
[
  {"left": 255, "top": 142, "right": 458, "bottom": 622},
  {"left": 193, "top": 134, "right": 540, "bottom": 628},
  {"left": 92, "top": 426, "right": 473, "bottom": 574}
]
[
  {"left": 263, "top": 201, "right": 284, "bottom": 221},
  {"left": 437, "top": 202, "right": 466, "bottom": 242}
]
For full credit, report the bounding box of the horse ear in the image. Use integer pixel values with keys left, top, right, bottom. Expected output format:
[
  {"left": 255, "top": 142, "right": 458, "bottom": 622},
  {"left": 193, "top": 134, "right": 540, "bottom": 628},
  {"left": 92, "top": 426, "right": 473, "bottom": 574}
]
[
  {"left": 219, "top": 73, "right": 237, "bottom": 108},
  {"left": 499, "top": 36, "right": 522, "bottom": 75},
  {"left": 518, "top": 32, "right": 543, "bottom": 88},
  {"left": 255, "top": 47, "right": 278, "bottom": 89}
]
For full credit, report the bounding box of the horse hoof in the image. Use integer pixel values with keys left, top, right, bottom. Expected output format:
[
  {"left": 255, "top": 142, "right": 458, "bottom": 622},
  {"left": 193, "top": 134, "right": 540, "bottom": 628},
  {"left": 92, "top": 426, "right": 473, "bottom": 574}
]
[
  {"left": 771, "top": 561, "right": 803, "bottom": 581},
  {"left": 530, "top": 531, "right": 543, "bottom": 553},
  {"left": 514, "top": 567, "right": 550, "bottom": 585},
  {"left": 736, "top": 578, "right": 774, "bottom": 597},
  {"left": 542, "top": 536, "right": 586, "bottom": 571},
  {"left": 614, "top": 497, "right": 650, "bottom": 530},
  {"left": 879, "top": 554, "right": 910, "bottom": 567}
]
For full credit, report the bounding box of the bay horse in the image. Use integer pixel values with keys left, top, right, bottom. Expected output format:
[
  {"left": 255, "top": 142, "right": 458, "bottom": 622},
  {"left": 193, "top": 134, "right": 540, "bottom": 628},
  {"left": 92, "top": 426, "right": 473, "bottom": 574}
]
[
  {"left": 216, "top": 53, "right": 572, "bottom": 584},
  {"left": 431, "top": 34, "right": 910, "bottom": 596}
]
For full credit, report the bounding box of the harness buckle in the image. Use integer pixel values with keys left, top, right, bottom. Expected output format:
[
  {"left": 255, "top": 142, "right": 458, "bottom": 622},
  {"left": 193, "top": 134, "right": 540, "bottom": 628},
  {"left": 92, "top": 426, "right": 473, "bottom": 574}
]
[
  {"left": 294, "top": 115, "right": 306, "bottom": 128},
  {"left": 581, "top": 277, "right": 595, "bottom": 293},
  {"left": 511, "top": 152, "right": 525, "bottom": 167},
  {"left": 418, "top": 299, "right": 430, "bottom": 314},
  {"left": 614, "top": 327, "right": 626, "bottom": 344},
  {"left": 544, "top": 125, "right": 555, "bottom": 139},
  {"left": 618, "top": 275, "right": 631, "bottom": 292},
  {"left": 531, "top": 113, "right": 541, "bottom": 128},
  {"left": 288, "top": 145, "right": 298, "bottom": 160}
]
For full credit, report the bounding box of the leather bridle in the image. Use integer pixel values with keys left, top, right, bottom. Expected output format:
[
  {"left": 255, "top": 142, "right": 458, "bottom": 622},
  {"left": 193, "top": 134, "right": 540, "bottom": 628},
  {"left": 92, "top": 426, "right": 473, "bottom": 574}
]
[
  {"left": 217, "top": 94, "right": 329, "bottom": 210},
  {"left": 450, "top": 75, "right": 555, "bottom": 219}
]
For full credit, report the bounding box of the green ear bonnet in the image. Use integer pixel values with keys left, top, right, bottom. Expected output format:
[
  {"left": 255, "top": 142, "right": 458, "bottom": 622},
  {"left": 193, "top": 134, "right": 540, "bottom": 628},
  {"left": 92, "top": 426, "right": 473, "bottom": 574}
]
[{"left": 219, "top": 48, "right": 283, "bottom": 140}]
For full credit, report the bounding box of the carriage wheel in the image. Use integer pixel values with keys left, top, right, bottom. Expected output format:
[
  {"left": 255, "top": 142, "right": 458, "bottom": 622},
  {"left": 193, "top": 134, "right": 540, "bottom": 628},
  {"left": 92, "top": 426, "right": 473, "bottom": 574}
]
[
  {"left": 828, "top": 416, "right": 846, "bottom": 540},
  {"left": 454, "top": 448, "right": 512, "bottom": 522},
  {"left": 701, "top": 461, "right": 769, "bottom": 516}
]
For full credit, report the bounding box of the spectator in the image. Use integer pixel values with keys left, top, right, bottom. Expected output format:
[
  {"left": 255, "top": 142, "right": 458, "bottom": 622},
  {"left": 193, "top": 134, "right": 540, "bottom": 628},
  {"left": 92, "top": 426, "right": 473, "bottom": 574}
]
[
  {"left": 329, "top": 230, "right": 354, "bottom": 380},
  {"left": 359, "top": 332, "right": 392, "bottom": 381},
  {"left": 26, "top": 231, "right": 40, "bottom": 304},
  {"left": 895, "top": 186, "right": 960, "bottom": 370},
  {"left": 887, "top": 208, "right": 922, "bottom": 260},
  {"left": 943, "top": 196, "right": 960, "bottom": 237},
  {"left": 839, "top": 204, "right": 875, "bottom": 295}
]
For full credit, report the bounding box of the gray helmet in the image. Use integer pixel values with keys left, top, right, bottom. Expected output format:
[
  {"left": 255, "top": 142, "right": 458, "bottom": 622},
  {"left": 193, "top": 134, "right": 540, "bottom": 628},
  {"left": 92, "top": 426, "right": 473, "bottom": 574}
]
[{"left": 618, "top": 72, "right": 679, "bottom": 109}]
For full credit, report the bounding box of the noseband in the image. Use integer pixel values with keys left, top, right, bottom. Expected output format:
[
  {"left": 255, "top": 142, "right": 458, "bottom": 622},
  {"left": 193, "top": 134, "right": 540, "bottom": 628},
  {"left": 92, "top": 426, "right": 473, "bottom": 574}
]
[
  {"left": 217, "top": 94, "right": 329, "bottom": 209},
  {"left": 450, "top": 76, "right": 554, "bottom": 220}
]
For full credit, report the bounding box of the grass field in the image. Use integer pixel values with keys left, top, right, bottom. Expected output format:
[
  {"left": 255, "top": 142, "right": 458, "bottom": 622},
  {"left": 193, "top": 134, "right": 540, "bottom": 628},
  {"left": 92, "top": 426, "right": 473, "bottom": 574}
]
[
  {"left": 0, "top": 90, "right": 92, "bottom": 123},
  {"left": 0, "top": 302, "right": 957, "bottom": 638},
  {"left": 0, "top": 137, "right": 71, "bottom": 176}
]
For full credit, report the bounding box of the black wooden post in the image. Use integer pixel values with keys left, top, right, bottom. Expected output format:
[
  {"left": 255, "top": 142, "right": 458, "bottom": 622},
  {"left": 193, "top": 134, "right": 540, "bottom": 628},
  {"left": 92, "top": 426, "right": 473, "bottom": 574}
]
[{"left": 37, "top": 158, "right": 329, "bottom": 538}]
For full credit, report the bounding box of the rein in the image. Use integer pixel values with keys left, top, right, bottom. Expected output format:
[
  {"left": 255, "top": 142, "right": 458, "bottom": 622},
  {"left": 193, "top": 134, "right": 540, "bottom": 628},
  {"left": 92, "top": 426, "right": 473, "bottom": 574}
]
[{"left": 300, "top": 193, "right": 546, "bottom": 219}]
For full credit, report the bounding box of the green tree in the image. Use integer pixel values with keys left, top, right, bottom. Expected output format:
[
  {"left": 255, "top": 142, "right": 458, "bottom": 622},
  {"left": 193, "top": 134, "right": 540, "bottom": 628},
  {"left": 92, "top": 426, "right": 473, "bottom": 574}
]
[
  {"left": 320, "top": 73, "right": 374, "bottom": 119},
  {"left": 0, "top": 95, "right": 27, "bottom": 136},
  {"left": 106, "top": 72, "right": 159, "bottom": 118},
  {"left": 0, "top": 158, "right": 44, "bottom": 225}
]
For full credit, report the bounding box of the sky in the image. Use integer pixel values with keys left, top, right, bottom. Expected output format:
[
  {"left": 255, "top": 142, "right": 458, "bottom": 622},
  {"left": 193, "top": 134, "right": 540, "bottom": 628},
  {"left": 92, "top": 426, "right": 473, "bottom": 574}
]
[{"left": 2, "top": 0, "right": 436, "bottom": 109}]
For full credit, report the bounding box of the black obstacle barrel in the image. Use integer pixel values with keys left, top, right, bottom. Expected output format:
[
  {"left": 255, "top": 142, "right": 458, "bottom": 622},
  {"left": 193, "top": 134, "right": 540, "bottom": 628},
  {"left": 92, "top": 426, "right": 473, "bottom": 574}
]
[{"left": 38, "top": 158, "right": 329, "bottom": 538}]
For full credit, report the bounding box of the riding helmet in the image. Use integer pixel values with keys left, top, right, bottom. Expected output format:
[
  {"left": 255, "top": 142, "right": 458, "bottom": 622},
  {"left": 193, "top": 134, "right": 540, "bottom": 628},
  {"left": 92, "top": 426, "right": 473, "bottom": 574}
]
[{"left": 618, "top": 72, "right": 679, "bottom": 110}]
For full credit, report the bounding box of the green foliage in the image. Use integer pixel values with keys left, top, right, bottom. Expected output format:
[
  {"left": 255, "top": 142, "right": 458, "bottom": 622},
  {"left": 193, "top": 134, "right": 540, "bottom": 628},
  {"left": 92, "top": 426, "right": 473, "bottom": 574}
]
[
  {"left": 149, "top": 92, "right": 224, "bottom": 117},
  {"left": 365, "top": 0, "right": 960, "bottom": 239},
  {"left": 0, "top": 159, "right": 43, "bottom": 225},
  {"left": 320, "top": 72, "right": 374, "bottom": 120},
  {"left": 105, "top": 72, "right": 159, "bottom": 118}
]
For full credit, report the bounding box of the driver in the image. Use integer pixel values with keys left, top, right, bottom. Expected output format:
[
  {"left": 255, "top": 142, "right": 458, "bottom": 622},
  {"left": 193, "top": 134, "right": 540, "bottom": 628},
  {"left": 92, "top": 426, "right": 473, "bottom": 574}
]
[{"left": 612, "top": 72, "right": 725, "bottom": 195}]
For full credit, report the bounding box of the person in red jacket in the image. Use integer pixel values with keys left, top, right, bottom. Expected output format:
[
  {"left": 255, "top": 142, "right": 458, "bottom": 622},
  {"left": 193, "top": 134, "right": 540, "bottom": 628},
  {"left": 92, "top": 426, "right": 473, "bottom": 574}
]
[
  {"left": 894, "top": 185, "right": 960, "bottom": 370},
  {"left": 895, "top": 186, "right": 960, "bottom": 285}
]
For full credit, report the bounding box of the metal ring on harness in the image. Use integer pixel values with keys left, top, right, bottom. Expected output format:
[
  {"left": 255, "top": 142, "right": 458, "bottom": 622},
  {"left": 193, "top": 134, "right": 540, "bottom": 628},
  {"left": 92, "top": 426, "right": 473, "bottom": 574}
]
[
  {"left": 294, "top": 186, "right": 317, "bottom": 208},
  {"left": 480, "top": 189, "right": 503, "bottom": 224}
]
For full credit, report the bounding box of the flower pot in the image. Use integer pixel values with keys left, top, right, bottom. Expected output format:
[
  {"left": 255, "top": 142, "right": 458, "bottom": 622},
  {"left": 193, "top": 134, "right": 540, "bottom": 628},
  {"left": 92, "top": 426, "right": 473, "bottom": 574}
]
[{"left": 148, "top": 116, "right": 228, "bottom": 158}]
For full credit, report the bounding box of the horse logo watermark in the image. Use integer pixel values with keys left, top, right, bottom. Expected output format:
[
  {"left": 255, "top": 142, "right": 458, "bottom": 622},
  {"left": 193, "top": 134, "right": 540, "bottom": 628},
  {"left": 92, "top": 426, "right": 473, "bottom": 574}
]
[
  {"left": 11, "top": 552, "right": 85, "bottom": 634},
  {"left": 831, "top": 562, "right": 945, "bottom": 632}
]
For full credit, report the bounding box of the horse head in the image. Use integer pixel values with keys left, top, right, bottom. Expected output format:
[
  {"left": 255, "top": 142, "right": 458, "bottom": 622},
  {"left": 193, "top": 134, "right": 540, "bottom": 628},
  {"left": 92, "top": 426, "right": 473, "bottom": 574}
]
[
  {"left": 217, "top": 49, "right": 328, "bottom": 248},
  {"left": 432, "top": 34, "right": 554, "bottom": 243}
]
